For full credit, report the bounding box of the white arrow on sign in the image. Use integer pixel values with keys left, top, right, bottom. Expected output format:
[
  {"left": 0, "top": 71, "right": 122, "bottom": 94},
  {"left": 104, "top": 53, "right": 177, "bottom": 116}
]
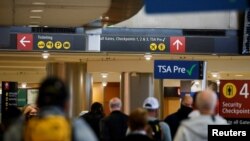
[
  {"left": 173, "top": 39, "right": 183, "bottom": 50},
  {"left": 20, "top": 36, "right": 31, "bottom": 47}
]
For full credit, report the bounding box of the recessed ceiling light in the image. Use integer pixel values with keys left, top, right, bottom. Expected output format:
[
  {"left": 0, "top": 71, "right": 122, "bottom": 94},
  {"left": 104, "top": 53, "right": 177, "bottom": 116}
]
[
  {"left": 42, "top": 52, "right": 50, "bottom": 59},
  {"left": 32, "top": 2, "right": 46, "bottom": 5},
  {"left": 21, "top": 82, "right": 27, "bottom": 88},
  {"left": 235, "top": 74, "right": 243, "bottom": 77},
  {"left": 28, "top": 24, "right": 40, "bottom": 27},
  {"left": 101, "top": 73, "right": 108, "bottom": 78},
  {"left": 44, "top": 25, "right": 48, "bottom": 28},
  {"left": 29, "top": 16, "right": 42, "bottom": 19},
  {"left": 144, "top": 53, "right": 152, "bottom": 61},
  {"left": 211, "top": 72, "right": 218, "bottom": 78},
  {"left": 30, "top": 21, "right": 40, "bottom": 24},
  {"left": 102, "top": 81, "right": 107, "bottom": 87},
  {"left": 30, "top": 9, "right": 44, "bottom": 13},
  {"left": 216, "top": 80, "right": 220, "bottom": 85}
]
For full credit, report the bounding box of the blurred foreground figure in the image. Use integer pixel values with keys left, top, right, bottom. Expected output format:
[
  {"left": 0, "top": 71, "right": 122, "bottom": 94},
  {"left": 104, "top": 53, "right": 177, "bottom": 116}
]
[
  {"left": 124, "top": 108, "right": 153, "bottom": 141},
  {"left": 4, "top": 77, "right": 97, "bottom": 141},
  {"left": 100, "top": 97, "right": 128, "bottom": 141},
  {"left": 80, "top": 102, "right": 105, "bottom": 139},
  {"left": 174, "top": 90, "right": 227, "bottom": 141}
]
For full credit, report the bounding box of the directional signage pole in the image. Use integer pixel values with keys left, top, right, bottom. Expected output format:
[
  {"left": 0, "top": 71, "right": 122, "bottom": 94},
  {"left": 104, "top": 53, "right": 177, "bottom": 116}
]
[{"left": 201, "top": 61, "right": 207, "bottom": 90}]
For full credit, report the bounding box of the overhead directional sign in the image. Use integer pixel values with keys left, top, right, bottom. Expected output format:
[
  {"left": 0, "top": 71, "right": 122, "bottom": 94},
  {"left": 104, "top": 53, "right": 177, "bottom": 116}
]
[
  {"left": 33, "top": 34, "right": 84, "bottom": 51},
  {"left": 14, "top": 33, "right": 86, "bottom": 51},
  {"left": 145, "top": 0, "right": 249, "bottom": 13},
  {"left": 154, "top": 60, "right": 204, "bottom": 79},
  {"left": 17, "top": 34, "right": 33, "bottom": 50},
  {"left": 170, "top": 36, "right": 185, "bottom": 53},
  {"left": 101, "top": 28, "right": 239, "bottom": 54},
  {"left": 101, "top": 35, "right": 168, "bottom": 53}
]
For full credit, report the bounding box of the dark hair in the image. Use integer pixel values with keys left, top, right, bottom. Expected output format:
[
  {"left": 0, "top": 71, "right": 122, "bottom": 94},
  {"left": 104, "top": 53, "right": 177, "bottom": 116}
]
[
  {"left": 90, "top": 102, "right": 104, "bottom": 114},
  {"left": 37, "top": 77, "right": 69, "bottom": 108}
]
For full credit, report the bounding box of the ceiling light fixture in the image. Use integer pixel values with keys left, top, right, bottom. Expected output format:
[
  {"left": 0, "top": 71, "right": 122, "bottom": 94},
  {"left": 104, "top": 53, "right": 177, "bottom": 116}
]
[
  {"left": 216, "top": 80, "right": 220, "bottom": 85},
  {"left": 28, "top": 24, "right": 40, "bottom": 27},
  {"left": 29, "top": 16, "right": 42, "bottom": 19},
  {"left": 235, "top": 74, "right": 243, "bottom": 77},
  {"left": 30, "top": 9, "right": 44, "bottom": 13},
  {"left": 42, "top": 52, "right": 50, "bottom": 59},
  {"left": 144, "top": 53, "right": 152, "bottom": 61},
  {"left": 211, "top": 72, "right": 218, "bottom": 78},
  {"left": 101, "top": 73, "right": 108, "bottom": 78},
  {"left": 32, "top": 2, "right": 46, "bottom": 5},
  {"left": 21, "top": 82, "right": 27, "bottom": 88},
  {"left": 102, "top": 81, "right": 107, "bottom": 87}
]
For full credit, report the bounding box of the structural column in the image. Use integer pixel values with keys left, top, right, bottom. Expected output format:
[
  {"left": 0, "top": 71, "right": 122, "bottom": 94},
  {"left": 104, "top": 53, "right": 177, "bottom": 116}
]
[
  {"left": 121, "top": 72, "right": 155, "bottom": 115},
  {"left": 154, "top": 79, "right": 164, "bottom": 119},
  {"left": 47, "top": 62, "right": 92, "bottom": 118}
]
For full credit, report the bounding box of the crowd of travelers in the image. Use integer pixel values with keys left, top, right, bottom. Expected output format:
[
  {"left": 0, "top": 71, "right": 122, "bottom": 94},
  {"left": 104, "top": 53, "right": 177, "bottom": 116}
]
[{"left": 1, "top": 76, "right": 227, "bottom": 141}]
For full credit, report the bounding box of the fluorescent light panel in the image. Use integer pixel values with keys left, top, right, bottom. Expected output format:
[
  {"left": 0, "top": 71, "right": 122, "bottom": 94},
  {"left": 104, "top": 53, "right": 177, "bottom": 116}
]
[
  {"left": 29, "top": 16, "right": 42, "bottom": 19},
  {"left": 30, "top": 9, "right": 44, "bottom": 13},
  {"left": 32, "top": 2, "right": 46, "bottom": 5}
]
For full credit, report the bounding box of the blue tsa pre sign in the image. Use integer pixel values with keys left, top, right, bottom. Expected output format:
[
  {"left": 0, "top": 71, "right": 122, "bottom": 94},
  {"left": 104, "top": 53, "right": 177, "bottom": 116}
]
[{"left": 154, "top": 60, "right": 204, "bottom": 79}]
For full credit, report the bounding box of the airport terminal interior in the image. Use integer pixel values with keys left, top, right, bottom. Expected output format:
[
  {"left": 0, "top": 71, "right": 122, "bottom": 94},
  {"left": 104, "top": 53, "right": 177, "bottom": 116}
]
[{"left": 0, "top": 0, "right": 250, "bottom": 137}]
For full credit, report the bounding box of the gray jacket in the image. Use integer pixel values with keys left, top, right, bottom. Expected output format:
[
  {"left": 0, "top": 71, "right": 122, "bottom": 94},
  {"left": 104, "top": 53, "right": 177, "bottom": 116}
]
[
  {"left": 148, "top": 117, "right": 172, "bottom": 141},
  {"left": 174, "top": 115, "right": 227, "bottom": 141}
]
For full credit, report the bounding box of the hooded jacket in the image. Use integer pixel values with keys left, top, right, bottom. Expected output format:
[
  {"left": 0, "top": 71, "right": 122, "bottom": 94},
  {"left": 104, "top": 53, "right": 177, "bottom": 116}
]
[{"left": 174, "top": 115, "right": 227, "bottom": 141}]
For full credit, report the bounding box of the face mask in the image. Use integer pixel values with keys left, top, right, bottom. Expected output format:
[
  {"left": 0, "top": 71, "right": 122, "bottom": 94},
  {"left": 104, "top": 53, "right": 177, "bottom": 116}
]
[{"left": 181, "top": 105, "right": 193, "bottom": 113}]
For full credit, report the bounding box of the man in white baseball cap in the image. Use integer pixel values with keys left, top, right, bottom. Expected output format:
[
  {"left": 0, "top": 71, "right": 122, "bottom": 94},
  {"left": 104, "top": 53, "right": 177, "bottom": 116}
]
[{"left": 143, "top": 97, "right": 172, "bottom": 141}]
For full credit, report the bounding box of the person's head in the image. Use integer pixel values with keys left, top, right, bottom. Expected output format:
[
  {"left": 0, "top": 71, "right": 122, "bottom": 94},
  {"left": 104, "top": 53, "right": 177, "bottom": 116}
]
[
  {"left": 181, "top": 94, "right": 193, "bottom": 108},
  {"left": 37, "top": 77, "right": 69, "bottom": 111},
  {"left": 23, "top": 104, "right": 38, "bottom": 120},
  {"left": 143, "top": 97, "right": 159, "bottom": 117},
  {"left": 196, "top": 89, "right": 217, "bottom": 115},
  {"left": 90, "top": 102, "right": 104, "bottom": 115},
  {"left": 192, "top": 91, "right": 202, "bottom": 109},
  {"left": 109, "top": 97, "right": 122, "bottom": 112},
  {"left": 128, "top": 108, "right": 148, "bottom": 131}
]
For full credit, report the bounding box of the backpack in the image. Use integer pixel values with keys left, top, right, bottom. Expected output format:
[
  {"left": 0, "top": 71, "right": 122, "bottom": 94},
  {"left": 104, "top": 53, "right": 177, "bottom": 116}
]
[
  {"left": 24, "top": 115, "right": 71, "bottom": 141},
  {"left": 147, "top": 120, "right": 162, "bottom": 141}
]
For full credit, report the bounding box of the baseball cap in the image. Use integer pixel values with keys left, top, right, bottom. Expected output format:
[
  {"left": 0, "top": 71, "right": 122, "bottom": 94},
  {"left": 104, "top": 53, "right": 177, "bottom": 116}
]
[{"left": 143, "top": 97, "right": 159, "bottom": 109}]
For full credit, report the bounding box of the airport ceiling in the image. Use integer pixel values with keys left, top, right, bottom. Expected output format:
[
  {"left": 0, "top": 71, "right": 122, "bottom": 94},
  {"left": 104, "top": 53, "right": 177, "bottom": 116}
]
[
  {"left": 0, "top": 52, "right": 250, "bottom": 83},
  {"left": 0, "top": 0, "right": 143, "bottom": 27},
  {"left": 0, "top": 0, "right": 249, "bottom": 83}
]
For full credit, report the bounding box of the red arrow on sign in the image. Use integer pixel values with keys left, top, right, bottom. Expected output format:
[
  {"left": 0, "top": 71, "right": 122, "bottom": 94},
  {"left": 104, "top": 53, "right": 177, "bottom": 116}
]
[
  {"left": 170, "top": 36, "right": 186, "bottom": 53},
  {"left": 17, "top": 34, "right": 33, "bottom": 50}
]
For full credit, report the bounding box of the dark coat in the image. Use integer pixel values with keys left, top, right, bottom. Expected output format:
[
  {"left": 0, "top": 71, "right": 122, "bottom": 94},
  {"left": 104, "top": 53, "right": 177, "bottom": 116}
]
[
  {"left": 80, "top": 112, "right": 104, "bottom": 139},
  {"left": 123, "top": 134, "right": 154, "bottom": 141},
  {"left": 100, "top": 111, "right": 128, "bottom": 141},
  {"left": 164, "top": 105, "right": 193, "bottom": 138}
]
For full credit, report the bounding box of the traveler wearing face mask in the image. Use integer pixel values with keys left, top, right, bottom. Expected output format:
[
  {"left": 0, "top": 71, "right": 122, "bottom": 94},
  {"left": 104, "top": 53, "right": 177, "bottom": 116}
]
[{"left": 164, "top": 95, "right": 193, "bottom": 139}]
